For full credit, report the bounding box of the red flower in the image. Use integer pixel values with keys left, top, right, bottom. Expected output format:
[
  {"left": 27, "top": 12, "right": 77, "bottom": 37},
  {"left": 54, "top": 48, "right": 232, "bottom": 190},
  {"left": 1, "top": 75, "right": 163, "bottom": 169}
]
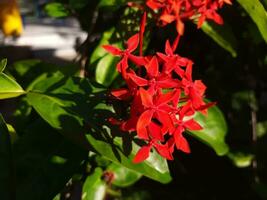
[{"left": 103, "top": 10, "right": 215, "bottom": 163}]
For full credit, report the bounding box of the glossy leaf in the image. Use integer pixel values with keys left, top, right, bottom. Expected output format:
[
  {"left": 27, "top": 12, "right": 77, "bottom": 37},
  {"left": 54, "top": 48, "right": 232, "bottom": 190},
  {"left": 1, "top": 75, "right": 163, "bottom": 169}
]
[
  {"left": 237, "top": 0, "right": 267, "bottom": 43},
  {"left": 201, "top": 21, "right": 238, "bottom": 57},
  {"left": 0, "top": 73, "right": 25, "bottom": 99},
  {"left": 82, "top": 168, "right": 106, "bottom": 200},
  {"left": 86, "top": 134, "right": 172, "bottom": 184},
  {"left": 0, "top": 114, "right": 14, "bottom": 200},
  {"left": 90, "top": 29, "right": 120, "bottom": 87},
  {"left": 187, "top": 105, "right": 229, "bottom": 156},
  {"left": 0, "top": 58, "right": 7, "bottom": 72},
  {"left": 107, "top": 162, "right": 142, "bottom": 187},
  {"left": 45, "top": 3, "right": 70, "bottom": 18}
]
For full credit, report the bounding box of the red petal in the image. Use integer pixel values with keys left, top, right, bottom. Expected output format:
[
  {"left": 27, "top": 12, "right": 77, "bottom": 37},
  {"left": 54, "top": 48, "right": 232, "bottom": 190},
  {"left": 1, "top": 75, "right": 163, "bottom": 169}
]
[
  {"left": 185, "top": 60, "right": 193, "bottom": 81},
  {"left": 156, "top": 91, "right": 174, "bottom": 106},
  {"left": 128, "top": 73, "right": 148, "bottom": 86},
  {"left": 156, "top": 110, "right": 174, "bottom": 130},
  {"left": 157, "top": 52, "right": 169, "bottom": 62},
  {"left": 160, "top": 14, "right": 176, "bottom": 23},
  {"left": 172, "top": 34, "right": 181, "bottom": 52},
  {"left": 176, "top": 19, "right": 184, "bottom": 35},
  {"left": 126, "top": 34, "right": 139, "bottom": 52},
  {"left": 148, "top": 122, "right": 163, "bottom": 141},
  {"left": 146, "top": 56, "right": 159, "bottom": 77},
  {"left": 111, "top": 88, "right": 130, "bottom": 100},
  {"left": 165, "top": 40, "right": 173, "bottom": 55},
  {"left": 137, "top": 127, "right": 149, "bottom": 140},
  {"left": 184, "top": 119, "right": 202, "bottom": 131},
  {"left": 154, "top": 143, "right": 173, "bottom": 160},
  {"left": 140, "top": 88, "right": 153, "bottom": 107},
  {"left": 102, "top": 45, "right": 122, "bottom": 56},
  {"left": 133, "top": 145, "right": 151, "bottom": 163},
  {"left": 137, "top": 109, "right": 154, "bottom": 132},
  {"left": 172, "top": 89, "right": 181, "bottom": 107},
  {"left": 174, "top": 128, "right": 190, "bottom": 153},
  {"left": 139, "top": 12, "right": 147, "bottom": 56},
  {"left": 197, "top": 15, "right": 206, "bottom": 28},
  {"left": 129, "top": 54, "right": 147, "bottom": 66}
]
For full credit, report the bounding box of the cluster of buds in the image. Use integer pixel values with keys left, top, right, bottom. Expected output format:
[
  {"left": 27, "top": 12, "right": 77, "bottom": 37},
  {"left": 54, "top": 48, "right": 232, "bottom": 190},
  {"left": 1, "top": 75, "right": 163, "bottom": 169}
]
[
  {"left": 129, "top": 0, "right": 232, "bottom": 35},
  {"left": 103, "top": 13, "right": 214, "bottom": 163}
]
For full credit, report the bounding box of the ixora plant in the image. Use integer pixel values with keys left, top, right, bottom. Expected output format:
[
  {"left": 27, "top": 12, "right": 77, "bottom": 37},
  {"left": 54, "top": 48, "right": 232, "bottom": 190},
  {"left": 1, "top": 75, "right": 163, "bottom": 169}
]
[{"left": 1, "top": 0, "right": 267, "bottom": 199}]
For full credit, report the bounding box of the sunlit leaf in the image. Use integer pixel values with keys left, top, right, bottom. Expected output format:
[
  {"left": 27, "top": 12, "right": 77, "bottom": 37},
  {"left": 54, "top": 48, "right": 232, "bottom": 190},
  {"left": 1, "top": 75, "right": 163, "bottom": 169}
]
[
  {"left": 0, "top": 73, "right": 25, "bottom": 99},
  {"left": 227, "top": 152, "right": 254, "bottom": 168},
  {"left": 45, "top": 3, "right": 70, "bottom": 18},
  {"left": 107, "top": 162, "right": 142, "bottom": 187},
  {"left": 237, "top": 0, "right": 267, "bottom": 43},
  {"left": 0, "top": 58, "right": 7, "bottom": 72},
  {"left": 82, "top": 168, "right": 106, "bottom": 200}
]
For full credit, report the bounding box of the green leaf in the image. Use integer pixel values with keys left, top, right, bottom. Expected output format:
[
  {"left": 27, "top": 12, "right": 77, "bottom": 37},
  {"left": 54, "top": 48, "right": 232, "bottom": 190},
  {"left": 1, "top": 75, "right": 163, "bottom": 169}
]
[
  {"left": 86, "top": 134, "right": 172, "bottom": 184},
  {"left": 95, "top": 54, "right": 119, "bottom": 87},
  {"left": 237, "top": 0, "right": 267, "bottom": 43},
  {"left": 45, "top": 3, "right": 70, "bottom": 18},
  {"left": 187, "top": 105, "right": 229, "bottom": 156},
  {"left": 201, "top": 21, "right": 238, "bottom": 57},
  {"left": 0, "top": 114, "right": 14, "bottom": 200},
  {"left": 90, "top": 29, "right": 120, "bottom": 87},
  {"left": 107, "top": 163, "right": 142, "bottom": 187},
  {"left": 0, "top": 58, "right": 7, "bottom": 72},
  {"left": 227, "top": 152, "right": 254, "bottom": 168},
  {"left": 82, "top": 168, "right": 106, "bottom": 200},
  {"left": 98, "top": 0, "right": 126, "bottom": 8},
  {"left": 0, "top": 73, "right": 25, "bottom": 99}
]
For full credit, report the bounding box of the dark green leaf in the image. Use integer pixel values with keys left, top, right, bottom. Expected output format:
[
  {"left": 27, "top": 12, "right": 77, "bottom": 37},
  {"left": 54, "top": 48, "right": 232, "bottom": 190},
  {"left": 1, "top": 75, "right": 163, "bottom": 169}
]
[
  {"left": 0, "top": 58, "right": 7, "bottom": 72},
  {"left": 0, "top": 73, "right": 25, "bottom": 99},
  {"left": 237, "top": 0, "right": 267, "bottom": 43},
  {"left": 107, "top": 163, "right": 142, "bottom": 187},
  {"left": 0, "top": 114, "right": 15, "bottom": 200},
  {"left": 187, "top": 105, "right": 229, "bottom": 156},
  {"left": 82, "top": 168, "right": 106, "bottom": 200},
  {"left": 69, "top": 0, "right": 88, "bottom": 9},
  {"left": 201, "top": 21, "right": 238, "bottom": 57},
  {"left": 98, "top": 0, "right": 126, "bottom": 8},
  {"left": 45, "top": 3, "right": 70, "bottom": 18}
]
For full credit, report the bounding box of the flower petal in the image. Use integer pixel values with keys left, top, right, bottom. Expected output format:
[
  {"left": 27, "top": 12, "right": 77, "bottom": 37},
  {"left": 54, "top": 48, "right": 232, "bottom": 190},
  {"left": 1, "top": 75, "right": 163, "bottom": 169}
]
[
  {"left": 126, "top": 33, "right": 139, "bottom": 52},
  {"left": 137, "top": 109, "right": 154, "bottom": 133},
  {"left": 174, "top": 128, "right": 190, "bottom": 153},
  {"left": 102, "top": 45, "right": 122, "bottom": 56},
  {"left": 133, "top": 145, "right": 151, "bottom": 163},
  {"left": 140, "top": 88, "right": 153, "bottom": 107}
]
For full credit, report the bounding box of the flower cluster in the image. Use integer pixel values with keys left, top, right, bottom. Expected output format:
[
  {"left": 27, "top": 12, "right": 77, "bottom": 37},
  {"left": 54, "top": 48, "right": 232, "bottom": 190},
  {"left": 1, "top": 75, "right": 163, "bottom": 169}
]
[
  {"left": 103, "top": 14, "right": 214, "bottom": 163},
  {"left": 130, "top": 0, "right": 232, "bottom": 35}
]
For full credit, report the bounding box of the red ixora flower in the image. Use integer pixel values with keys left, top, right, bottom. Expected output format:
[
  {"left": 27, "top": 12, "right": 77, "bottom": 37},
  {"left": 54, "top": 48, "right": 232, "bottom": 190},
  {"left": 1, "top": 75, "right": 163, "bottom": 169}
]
[
  {"left": 103, "top": 12, "right": 214, "bottom": 163},
  {"left": 129, "top": 0, "right": 232, "bottom": 35}
]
